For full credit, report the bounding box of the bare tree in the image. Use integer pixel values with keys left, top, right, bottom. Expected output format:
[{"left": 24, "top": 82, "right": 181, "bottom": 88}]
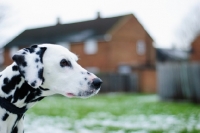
[{"left": 175, "top": 4, "right": 200, "bottom": 50}]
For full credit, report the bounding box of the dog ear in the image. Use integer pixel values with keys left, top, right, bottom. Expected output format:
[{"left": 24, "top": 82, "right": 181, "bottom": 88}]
[{"left": 12, "top": 45, "right": 47, "bottom": 88}]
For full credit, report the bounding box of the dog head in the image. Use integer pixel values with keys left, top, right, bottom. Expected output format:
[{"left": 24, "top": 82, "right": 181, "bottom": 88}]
[{"left": 12, "top": 44, "right": 102, "bottom": 98}]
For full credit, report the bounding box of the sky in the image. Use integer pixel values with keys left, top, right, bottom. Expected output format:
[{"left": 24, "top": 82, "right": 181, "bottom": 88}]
[{"left": 0, "top": 0, "right": 199, "bottom": 48}]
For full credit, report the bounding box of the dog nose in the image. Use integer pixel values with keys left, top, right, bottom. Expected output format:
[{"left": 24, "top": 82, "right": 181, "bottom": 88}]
[{"left": 91, "top": 78, "right": 103, "bottom": 90}]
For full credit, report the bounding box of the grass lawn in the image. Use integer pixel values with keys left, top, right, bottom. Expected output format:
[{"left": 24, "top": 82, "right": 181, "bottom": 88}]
[{"left": 25, "top": 93, "right": 200, "bottom": 133}]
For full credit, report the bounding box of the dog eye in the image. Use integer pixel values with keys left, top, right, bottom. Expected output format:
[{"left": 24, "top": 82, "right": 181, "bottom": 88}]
[{"left": 60, "top": 59, "right": 72, "bottom": 67}]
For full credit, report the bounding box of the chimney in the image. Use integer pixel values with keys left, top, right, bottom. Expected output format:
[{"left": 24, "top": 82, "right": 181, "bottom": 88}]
[
  {"left": 96, "top": 12, "right": 101, "bottom": 19},
  {"left": 56, "top": 17, "right": 61, "bottom": 25}
]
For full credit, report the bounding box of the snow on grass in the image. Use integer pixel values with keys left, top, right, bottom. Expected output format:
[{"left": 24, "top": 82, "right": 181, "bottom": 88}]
[
  {"left": 24, "top": 94, "right": 200, "bottom": 133},
  {"left": 24, "top": 112, "right": 200, "bottom": 133}
]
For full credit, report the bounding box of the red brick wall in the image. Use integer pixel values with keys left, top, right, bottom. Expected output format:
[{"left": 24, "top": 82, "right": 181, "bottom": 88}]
[
  {"left": 69, "top": 15, "right": 155, "bottom": 73},
  {"left": 71, "top": 42, "right": 110, "bottom": 72},
  {"left": 191, "top": 35, "right": 200, "bottom": 61},
  {"left": 107, "top": 15, "right": 155, "bottom": 72},
  {"left": 139, "top": 69, "right": 157, "bottom": 93},
  {"left": 3, "top": 47, "right": 24, "bottom": 67},
  {"left": 3, "top": 49, "right": 12, "bottom": 67}
]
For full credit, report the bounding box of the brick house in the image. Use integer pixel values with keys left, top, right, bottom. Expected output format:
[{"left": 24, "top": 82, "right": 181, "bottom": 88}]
[
  {"left": 190, "top": 35, "right": 200, "bottom": 61},
  {"left": 3, "top": 13, "right": 156, "bottom": 92}
]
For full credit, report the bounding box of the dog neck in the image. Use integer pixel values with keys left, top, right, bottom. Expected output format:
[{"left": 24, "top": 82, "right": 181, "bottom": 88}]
[{"left": 0, "top": 63, "right": 52, "bottom": 112}]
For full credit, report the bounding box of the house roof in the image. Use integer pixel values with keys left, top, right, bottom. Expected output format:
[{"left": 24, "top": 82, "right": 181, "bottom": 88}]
[
  {"left": 156, "top": 48, "right": 189, "bottom": 62},
  {"left": 5, "top": 14, "right": 132, "bottom": 48}
]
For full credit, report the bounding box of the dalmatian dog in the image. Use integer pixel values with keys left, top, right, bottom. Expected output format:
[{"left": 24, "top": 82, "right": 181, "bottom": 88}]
[{"left": 0, "top": 44, "right": 102, "bottom": 133}]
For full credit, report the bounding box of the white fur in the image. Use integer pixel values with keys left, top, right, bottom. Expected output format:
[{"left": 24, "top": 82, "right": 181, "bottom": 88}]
[{"left": 40, "top": 44, "right": 99, "bottom": 98}]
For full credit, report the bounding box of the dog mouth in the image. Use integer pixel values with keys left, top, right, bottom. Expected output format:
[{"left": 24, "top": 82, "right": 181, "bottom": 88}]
[
  {"left": 66, "top": 93, "right": 76, "bottom": 98},
  {"left": 78, "top": 89, "right": 100, "bottom": 98},
  {"left": 66, "top": 89, "right": 100, "bottom": 98}
]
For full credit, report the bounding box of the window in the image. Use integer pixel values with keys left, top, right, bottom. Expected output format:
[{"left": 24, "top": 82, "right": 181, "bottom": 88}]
[
  {"left": 118, "top": 65, "right": 131, "bottom": 74},
  {"left": 9, "top": 47, "right": 19, "bottom": 58},
  {"left": 136, "top": 40, "right": 146, "bottom": 55},
  {"left": 84, "top": 40, "right": 98, "bottom": 54}
]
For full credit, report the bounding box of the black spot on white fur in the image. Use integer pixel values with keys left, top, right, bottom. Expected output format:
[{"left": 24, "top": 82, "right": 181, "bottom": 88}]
[
  {"left": 25, "top": 47, "right": 35, "bottom": 53},
  {"left": 39, "top": 87, "right": 50, "bottom": 91},
  {"left": 35, "top": 58, "right": 39, "bottom": 62},
  {"left": 12, "top": 55, "right": 27, "bottom": 67},
  {"left": 2, "top": 75, "right": 22, "bottom": 94},
  {"left": 31, "top": 45, "right": 38, "bottom": 48},
  {"left": 31, "top": 81, "right": 36, "bottom": 87},
  {"left": 12, "top": 81, "right": 43, "bottom": 104},
  {"left": 87, "top": 72, "right": 91, "bottom": 75},
  {"left": 3, "top": 78, "right": 9, "bottom": 84},
  {"left": 38, "top": 69, "right": 45, "bottom": 83},
  {"left": 11, "top": 114, "right": 23, "bottom": 133},
  {"left": 12, "top": 126, "right": 18, "bottom": 133},
  {"left": 12, "top": 65, "right": 18, "bottom": 71},
  {"left": 2, "top": 113, "right": 9, "bottom": 121}
]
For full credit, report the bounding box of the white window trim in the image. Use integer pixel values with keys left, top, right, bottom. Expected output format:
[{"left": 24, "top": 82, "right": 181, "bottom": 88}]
[
  {"left": 84, "top": 39, "right": 98, "bottom": 55},
  {"left": 136, "top": 40, "right": 146, "bottom": 55}
]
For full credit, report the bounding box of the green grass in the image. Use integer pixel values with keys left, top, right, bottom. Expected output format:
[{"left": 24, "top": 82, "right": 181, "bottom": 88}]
[
  {"left": 27, "top": 93, "right": 200, "bottom": 118},
  {"left": 26, "top": 93, "right": 200, "bottom": 133}
]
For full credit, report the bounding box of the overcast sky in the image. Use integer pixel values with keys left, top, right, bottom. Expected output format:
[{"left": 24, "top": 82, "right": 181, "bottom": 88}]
[{"left": 0, "top": 0, "right": 199, "bottom": 48}]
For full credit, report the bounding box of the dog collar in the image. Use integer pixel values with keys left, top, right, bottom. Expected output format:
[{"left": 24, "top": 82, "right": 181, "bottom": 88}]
[{"left": 0, "top": 97, "right": 27, "bottom": 114}]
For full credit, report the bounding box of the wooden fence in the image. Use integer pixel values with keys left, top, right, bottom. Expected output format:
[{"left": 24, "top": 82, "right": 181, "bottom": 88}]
[
  {"left": 157, "top": 62, "right": 200, "bottom": 103},
  {"left": 97, "top": 73, "right": 138, "bottom": 92}
]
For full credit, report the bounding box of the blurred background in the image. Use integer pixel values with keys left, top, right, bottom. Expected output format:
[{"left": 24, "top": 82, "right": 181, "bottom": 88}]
[{"left": 1, "top": 0, "right": 200, "bottom": 133}]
